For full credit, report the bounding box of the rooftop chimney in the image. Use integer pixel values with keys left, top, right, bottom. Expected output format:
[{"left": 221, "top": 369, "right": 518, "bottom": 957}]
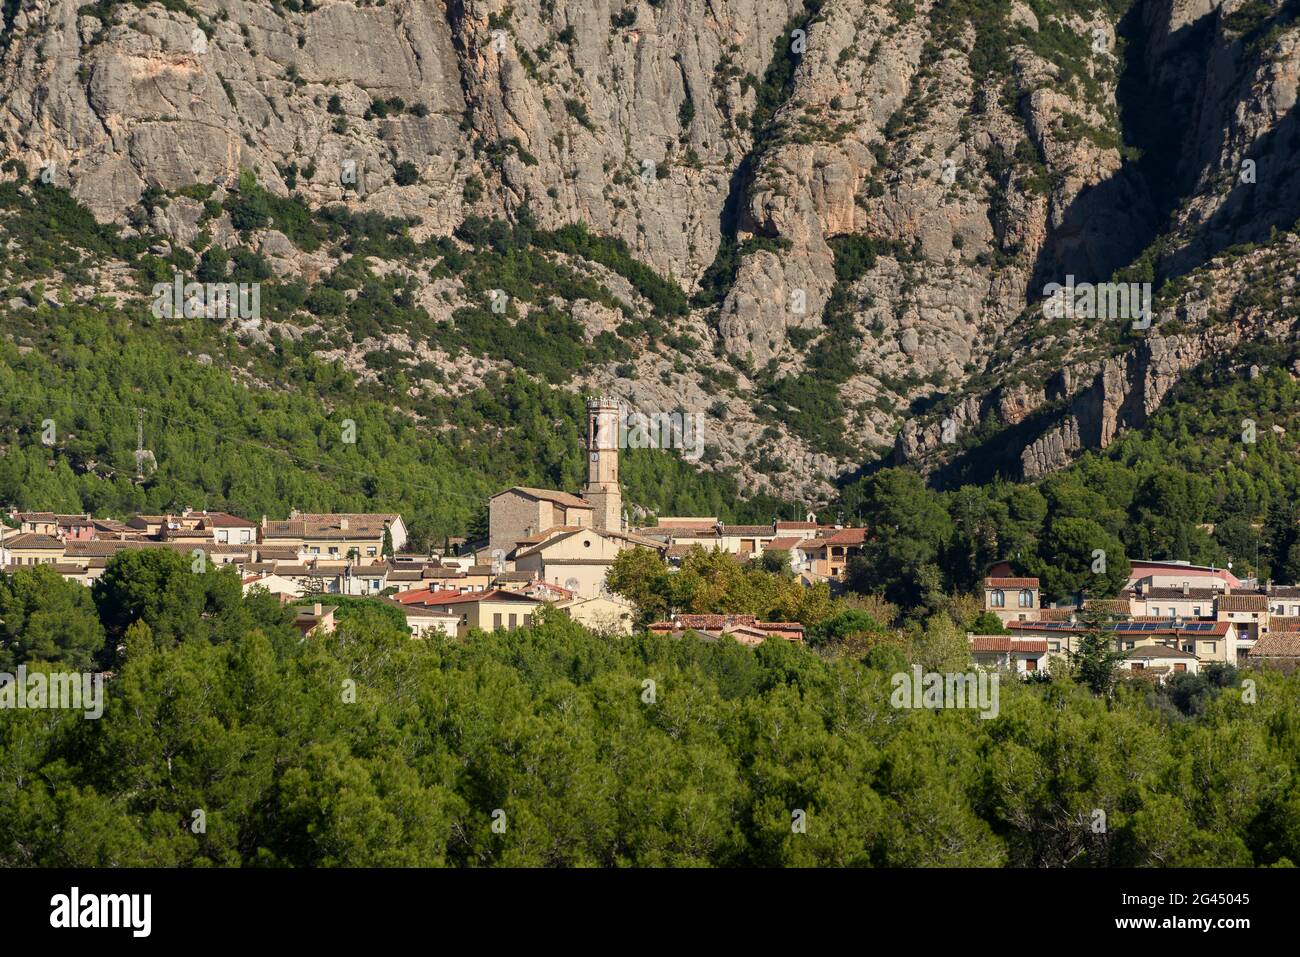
[
  {"left": 339, "top": 517, "right": 349, "bottom": 531},
  {"left": 312, "top": 602, "right": 322, "bottom": 616}
]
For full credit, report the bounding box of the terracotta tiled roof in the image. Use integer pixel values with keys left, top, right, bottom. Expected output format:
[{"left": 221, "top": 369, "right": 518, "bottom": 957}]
[
  {"left": 514, "top": 525, "right": 582, "bottom": 546},
  {"left": 1084, "top": 599, "right": 1132, "bottom": 614},
  {"left": 256, "top": 546, "right": 302, "bottom": 560},
  {"left": 651, "top": 614, "right": 756, "bottom": 631},
  {"left": 429, "top": 589, "right": 542, "bottom": 606},
  {"left": 1249, "top": 633, "right": 1300, "bottom": 657},
  {"left": 495, "top": 487, "right": 592, "bottom": 509},
  {"left": 2, "top": 533, "right": 64, "bottom": 548},
  {"left": 822, "top": 527, "right": 868, "bottom": 546},
  {"left": 985, "top": 577, "right": 1039, "bottom": 588},
  {"left": 394, "top": 588, "right": 464, "bottom": 605},
  {"left": 1136, "top": 586, "right": 1222, "bottom": 600},
  {"left": 1269, "top": 616, "right": 1300, "bottom": 631},
  {"left": 970, "top": 636, "right": 1048, "bottom": 652},
  {"left": 264, "top": 517, "right": 388, "bottom": 540},
  {"left": 648, "top": 614, "right": 804, "bottom": 637},
  {"left": 200, "top": 512, "right": 258, "bottom": 527},
  {"left": 293, "top": 511, "right": 399, "bottom": 525},
  {"left": 1218, "top": 595, "right": 1269, "bottom": 612},
  {"left": 1036, "top": 608, "right": 1078, "bottom": 621}
]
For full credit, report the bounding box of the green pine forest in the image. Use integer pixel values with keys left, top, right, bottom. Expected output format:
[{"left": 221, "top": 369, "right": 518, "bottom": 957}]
[{"left": 2, "top": 551, "right": 1299, "bottom": 867}]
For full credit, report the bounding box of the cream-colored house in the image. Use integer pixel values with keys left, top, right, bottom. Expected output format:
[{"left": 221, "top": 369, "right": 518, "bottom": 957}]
[
  {"left": 261, "top": 515, "right": 390, "bottom": 565},
  {"left": 555, "top": 594, "right": 637, "bottom": 635},
  {"left": 1119, "top": 645, "right": 1200, "bottom": 679},
  {"left": 382, "top": 597, "right": 460, "bottom": 638},
  {"left": 288, "top": 511, "right": 407, "bottom": 552},
  {"left": 969, "top": 635, "right": 1050, "bottom": 674},
  {"left": 242, "top": 572, "right": 305, "bottom": 599},
  {"left": 0, "top": 533, "right": 66, "bottom": 566},
  {"left": 410, "top": 589, "right": 544, "bottom": 637},
  {"left": 984, "top": 577, "right": 1040, "bottom": 624},
  {"left": 1215, "top": 593, "right": 1270, "bottom": 642},
  {"left": 1129, "top": 584, "right": 1219, "bottom": 619},
  {"left": 511, "top": 526, "right": 663, "bottom": 598}
]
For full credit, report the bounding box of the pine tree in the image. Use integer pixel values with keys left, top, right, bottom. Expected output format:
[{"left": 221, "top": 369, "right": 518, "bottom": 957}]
[{"left": 1070, "top": 599, "right": 1124, "bottom": 695}]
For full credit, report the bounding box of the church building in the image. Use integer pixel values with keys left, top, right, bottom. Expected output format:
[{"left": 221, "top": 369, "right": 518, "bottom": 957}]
[{"left": 487, "top": 397, "right": 625, "bottom": 556}]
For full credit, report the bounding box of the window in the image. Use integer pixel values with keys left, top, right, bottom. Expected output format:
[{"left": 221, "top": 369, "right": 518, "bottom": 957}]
[
  {"left": 1193, "top": 606, "right": 1201, "bottom": 616},
  {"left": 524, "top": 614, "right": 533, "bottom": 627},
  {"left": 367, "top": 547, "right": 377, "bottom": 557},
  {"left": 990, "top": 589, "right": 1005, "bottom": 608},
  {"left": 1152, "top": 608, "right": 1161, "bottom": 617},
  {"left": 1018, "top": 589, "right": 1033, "bottom": 608},
  {"left": 492, "top": 613, "right": 503, "bottom": 630},
  {"left": 508, "top": 614, "right": 518, "bottom": 628}
]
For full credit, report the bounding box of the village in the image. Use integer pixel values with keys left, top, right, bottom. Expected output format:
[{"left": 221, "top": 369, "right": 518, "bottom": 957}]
[{"left": 2, "top": 396, "right": 1298, "bottom": 678}]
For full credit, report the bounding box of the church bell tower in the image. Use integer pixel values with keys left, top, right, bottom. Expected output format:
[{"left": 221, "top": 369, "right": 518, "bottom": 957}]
[{"left": 583, "top": 396, "right": 623, "bottom": 532}]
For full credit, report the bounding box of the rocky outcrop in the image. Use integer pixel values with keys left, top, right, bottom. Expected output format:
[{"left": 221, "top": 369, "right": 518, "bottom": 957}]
[{"left": 3, "top": 0, "right": 1298, "bottom": 494}]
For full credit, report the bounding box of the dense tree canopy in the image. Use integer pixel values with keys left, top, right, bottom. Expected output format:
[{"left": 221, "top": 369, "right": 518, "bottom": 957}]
[{"left": 2, "top": 552, "right": 1298, "bottom": 867}]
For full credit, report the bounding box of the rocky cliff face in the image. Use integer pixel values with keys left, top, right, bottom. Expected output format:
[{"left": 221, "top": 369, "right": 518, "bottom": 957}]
[{"left": 3, "top": 0, "right": 1298, "bottom": 498}]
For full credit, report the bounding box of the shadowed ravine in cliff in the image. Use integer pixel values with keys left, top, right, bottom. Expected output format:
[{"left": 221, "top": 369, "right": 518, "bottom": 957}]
[
  {"left": 897, "top": 0, "right": 1300, "bottom": 487},
  {"left": 1029, "top": 0, "right": 1206, "bottom": 291}
]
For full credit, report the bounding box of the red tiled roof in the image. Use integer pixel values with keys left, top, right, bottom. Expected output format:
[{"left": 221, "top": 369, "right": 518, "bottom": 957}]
[
  {"left": 1250, "top": 633, "right": 1300, "bottom": 657},
  {"left": 1218, "top": 595, "right": 1269, "bottom": 612},
  {"left": 985, "top": 577, "right": 1040, "bottom": 588},
  {"left": 494, "top": 487, "right": 592, "bottom": 509},
  {"left": 2, "top": 533, "right": 64, "bottom": 548},
  {"left": 822, "top": 527, "right": 868, "bottom": 546},
  {"left": 202, "top": 512, "right": 258, "bottom": 527},
  {"left": 970, "top": 637, "right": 1048, "bottom": 653},
  {"left": 394, "top": 588, "right": 463, "bottom": 605},
  {"left": 429, "top": 588, "right": 542, "bottom": 605}
]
